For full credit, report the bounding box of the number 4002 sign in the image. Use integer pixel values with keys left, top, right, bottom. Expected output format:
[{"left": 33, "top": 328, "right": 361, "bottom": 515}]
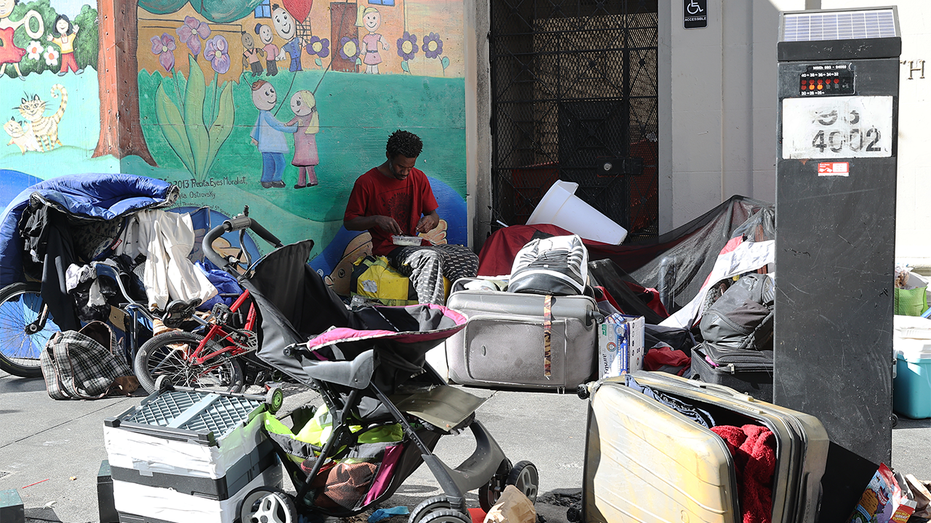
[{"left": 782, "top": 96, "right": 893, "bottom": 160}]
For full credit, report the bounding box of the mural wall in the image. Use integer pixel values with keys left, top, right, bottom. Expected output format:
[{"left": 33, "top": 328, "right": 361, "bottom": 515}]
[{"left": 0, "top": 0, "right": 468, "bottom": 294}]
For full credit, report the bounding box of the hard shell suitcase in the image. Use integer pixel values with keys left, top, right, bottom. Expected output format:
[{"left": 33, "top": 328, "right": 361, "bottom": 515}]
[
  {"left": 690, "top": 342, "right": 774, "bottom": 402},
  {"left": 445, "top": 289, "right": 601, "bottom": 391},
  {"left": 582, "top": 371, "right": 828, "bottom": 523}
]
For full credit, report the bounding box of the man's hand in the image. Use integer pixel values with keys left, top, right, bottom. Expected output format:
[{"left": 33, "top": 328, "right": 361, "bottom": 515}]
[
  {"left": 416, "top": 212, "right": 440, "bottom": 234},
  {"left": 373, "top": 215, "right": 403, "bottom": 235}
]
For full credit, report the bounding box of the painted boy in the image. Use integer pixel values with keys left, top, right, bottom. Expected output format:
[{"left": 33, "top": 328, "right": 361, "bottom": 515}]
[{"left": 250, "top": 80, "right": 297, "bottom": 188}]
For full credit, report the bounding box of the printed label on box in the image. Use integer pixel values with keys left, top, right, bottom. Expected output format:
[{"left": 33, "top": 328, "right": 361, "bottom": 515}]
[{"left": 598, "top": 314, "right": 645, "bottom": 379}]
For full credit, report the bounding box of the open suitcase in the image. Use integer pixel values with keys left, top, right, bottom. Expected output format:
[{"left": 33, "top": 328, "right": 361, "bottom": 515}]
[
  {"left": 581, "top": 371, "right": 828, "bottom": 523},
  {"left": 445, "top": 288, "right": 601, "bottom": 391}
]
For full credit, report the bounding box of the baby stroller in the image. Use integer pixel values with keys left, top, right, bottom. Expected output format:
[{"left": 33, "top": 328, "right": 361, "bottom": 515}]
[{"left": 201, "top": 215, "right": 539, "bottom": 523}]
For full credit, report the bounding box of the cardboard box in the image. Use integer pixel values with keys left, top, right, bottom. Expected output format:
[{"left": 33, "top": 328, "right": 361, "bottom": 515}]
[
  {"left": 847, "top": 463, "right": 917, "bottom": 523},
  {"left": 598, "top": 314, "right": 645, "bottom": 379}
]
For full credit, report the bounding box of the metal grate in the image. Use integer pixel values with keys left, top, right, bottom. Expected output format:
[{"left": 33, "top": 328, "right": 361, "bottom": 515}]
[
  {"left": 489, "top": 0, "right": 659, "bottom": 241},
  {"left": 782, "top": 9, "right": 897, "bottom": 42},
  {"left": 124, "top": 391, "right": 261, "bottom": 439}
]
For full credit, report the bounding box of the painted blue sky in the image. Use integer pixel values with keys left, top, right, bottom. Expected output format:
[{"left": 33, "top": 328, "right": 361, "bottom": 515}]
[{"left": 50, "top": 0, "right": 91, "bottom": 19}]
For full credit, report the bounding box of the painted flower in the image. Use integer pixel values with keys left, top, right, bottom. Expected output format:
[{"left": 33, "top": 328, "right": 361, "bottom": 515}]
[
  {"left": 150, "top": 33, "right": 176, "bottom": 72},
  {"left": 423, "top": 32, "right": 443, "bottom": 59},
  {"left": 25, "top": 41, "right": 43, "bottom": 61},
  {"left": 339, "top": 36, "right": 359, "bottom": 61},
  {"left": 396, "top": 32, "right": 418, "bottom": 61},
  {"left": 306, "top": 36, "right": 330, "bottom": 59},
  {"left": 43, "top": 46, "right": 59, "bottom": 66},
  {"left": 176, "top": 16, "right": 211, "bottom": 56},
  {"left": 203, "top": 35, "right": 230, "bottom": 74}
]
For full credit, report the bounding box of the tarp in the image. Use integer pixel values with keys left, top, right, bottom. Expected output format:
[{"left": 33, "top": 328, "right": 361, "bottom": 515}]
[
  {"left": 478, "top": 195, "right": 774, "bottom": 313},
  {"left": 0, "top": 173, "right": 178, "bottom": 288}
]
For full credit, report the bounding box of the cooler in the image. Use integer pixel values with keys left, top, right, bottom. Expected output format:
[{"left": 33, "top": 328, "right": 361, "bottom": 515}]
[{"left": 103, "top": 388, "right": 282, "bottom": 523}]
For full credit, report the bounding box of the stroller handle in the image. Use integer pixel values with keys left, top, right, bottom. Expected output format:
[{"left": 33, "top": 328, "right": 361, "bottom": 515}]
[{"left": 203, "top": 215, "right": 284, "bottom": 269}]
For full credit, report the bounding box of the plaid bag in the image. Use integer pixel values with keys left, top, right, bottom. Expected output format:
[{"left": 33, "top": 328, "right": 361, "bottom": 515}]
[{"left": 40, "top": 321, "right": 135, "bottom": 400}]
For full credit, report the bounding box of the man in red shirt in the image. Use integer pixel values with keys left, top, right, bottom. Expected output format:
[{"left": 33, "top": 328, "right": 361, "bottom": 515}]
[{"left": 344, "top": 130, "right": 478, "bottom": 304}]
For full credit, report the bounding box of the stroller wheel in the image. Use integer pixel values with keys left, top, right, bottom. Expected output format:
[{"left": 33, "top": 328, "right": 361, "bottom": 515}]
[
  {"left": 239, "top": 487, "right": 296, "bottom": 523},
  {"left": 265, "top": 386, "right": 284, "bottom": 414},
  {"left": 154, "top": 375, "right": 173, "bottom": 393},
  {"left": 506, "top": 461, "right": 540, "bottom": 505},
  {"left": 417, "top": 509, "right": 472, "bottom": 523},
  {"left": 408, "top": 495, "right": 453, "bottom": 523},
  {"left": 478, "top": 458, "right": 512, "bottom": 512}
]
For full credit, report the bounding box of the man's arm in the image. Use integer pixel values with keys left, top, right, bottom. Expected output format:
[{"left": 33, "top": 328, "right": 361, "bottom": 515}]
[{"left": 345, "top": 215, "right": 403, "bottom": 235}]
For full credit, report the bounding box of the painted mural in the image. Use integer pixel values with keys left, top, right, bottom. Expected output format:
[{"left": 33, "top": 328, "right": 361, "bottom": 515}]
[
  {"left": 0, "top": 0, "right": 108, "bottom": 178},
  {"left": 0, "top": 0, "right": 468, "bottom": 296}
]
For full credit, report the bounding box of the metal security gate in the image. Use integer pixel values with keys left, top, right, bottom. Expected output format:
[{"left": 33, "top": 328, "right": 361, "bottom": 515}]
[{"left": 489, "top": 0, "right": 659, "bottom": 241}]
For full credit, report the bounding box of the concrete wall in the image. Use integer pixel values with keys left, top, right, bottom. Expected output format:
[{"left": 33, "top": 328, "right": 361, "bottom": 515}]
[
  {"left": 665, "top": 0, "right": 931, "bottom": 267},
  {"left": 663, "top": 0, "right": 807, "bottom": 228},
  {"left": 815, "top": 0, "right": 931, "bottom": 267}
]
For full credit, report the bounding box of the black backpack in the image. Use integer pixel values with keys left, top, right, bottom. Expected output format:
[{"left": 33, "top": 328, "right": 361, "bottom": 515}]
[{"left": 699, "top": 273, "right": 774, "bottom": 351}]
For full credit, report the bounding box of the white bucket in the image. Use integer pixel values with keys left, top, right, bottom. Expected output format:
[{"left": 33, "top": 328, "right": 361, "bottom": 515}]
[{"left": 527, "top": 180, "right": 628, "bottom": 244}]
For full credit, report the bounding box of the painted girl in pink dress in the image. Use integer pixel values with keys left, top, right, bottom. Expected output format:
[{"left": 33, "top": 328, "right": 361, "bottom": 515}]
[
  {"left": 0, "top": 0, "right": 43, "bottom": 80},
  {"left": 358, "top": 7, "right": 388, "bottom": 74},
  {"left": 286, "top": 90, "right": 320, "bottom": 188}
]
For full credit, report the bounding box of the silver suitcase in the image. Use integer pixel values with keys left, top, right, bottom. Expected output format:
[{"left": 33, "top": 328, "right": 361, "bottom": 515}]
[{"left": 445, "top": 289, "right": 601, "bottom": 391}]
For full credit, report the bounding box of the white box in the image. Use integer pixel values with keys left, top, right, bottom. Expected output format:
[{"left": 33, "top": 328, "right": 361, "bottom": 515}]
[{"left": 598, "top": 314, "right": 645, "bottom": 378}]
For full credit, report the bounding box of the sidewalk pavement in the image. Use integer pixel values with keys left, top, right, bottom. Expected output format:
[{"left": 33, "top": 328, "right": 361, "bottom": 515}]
[{"left": 3, "top": 357, "right": 931, "bottom": 523}]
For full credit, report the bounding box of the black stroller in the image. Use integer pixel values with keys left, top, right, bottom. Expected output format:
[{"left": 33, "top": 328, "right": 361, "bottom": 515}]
[{"left": 201, "top": 214, "right": 539, "bottom": 523}]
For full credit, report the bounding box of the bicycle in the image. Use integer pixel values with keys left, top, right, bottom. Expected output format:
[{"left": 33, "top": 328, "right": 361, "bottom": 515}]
[
  {"left": 0, "top": 281, "right": 59, "bottom": 378},
  {"left": 132, "top": 288, "right": 258, "bottom": 394},
  {"left": 0, "top": 262, "right": 197, "bottom": 379},
  {"left": 132, "top": 208, "right": 291, "bottom": 394}
]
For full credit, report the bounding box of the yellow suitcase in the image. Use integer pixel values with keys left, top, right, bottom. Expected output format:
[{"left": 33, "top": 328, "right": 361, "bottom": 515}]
[{"left": 581, "top": 371, "right": 828, "bottom": 523}]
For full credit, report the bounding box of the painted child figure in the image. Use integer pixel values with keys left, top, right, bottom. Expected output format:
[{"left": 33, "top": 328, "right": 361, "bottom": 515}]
[
  {"left": 47, "top": 14, "right": 81, "bottom": 75},
  {"left": 250, "top": 80, "right": 297, "bottom": 188},
  {"left": 241, "top": 31, "right": 264, "bottom": 77},
  {"left": 0, "top": 0, "right": 43, "bottom": 80},
  {"left": 255, "top": 23, "right": 279, "bottom": 76},
  {"left": 271, "top": 4, "right": 302, "bottom": 72},
  {"left": 358, "top": 7, "right": 388, "bottom": 74},
  {"left": 286, "top": 90, "right": 320, "bottom": 188}
]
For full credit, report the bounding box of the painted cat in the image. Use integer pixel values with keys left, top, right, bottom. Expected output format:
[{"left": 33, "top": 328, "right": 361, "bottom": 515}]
[
  {"left": 15, "top": 84, "right": 67, "bottom": 151},
  {"left": 4, "top": 118, "right": 40, "bottom": 154}
]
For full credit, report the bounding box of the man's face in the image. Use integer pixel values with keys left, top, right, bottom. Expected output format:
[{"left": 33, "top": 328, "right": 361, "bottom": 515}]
[{"left": 387, "top": 155, "right": 417, "bottom": 181}]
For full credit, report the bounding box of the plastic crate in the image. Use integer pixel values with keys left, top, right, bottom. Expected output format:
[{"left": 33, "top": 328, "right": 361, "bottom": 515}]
[{"left": 103, "top": 389, "right": 281, "bottom": 523}]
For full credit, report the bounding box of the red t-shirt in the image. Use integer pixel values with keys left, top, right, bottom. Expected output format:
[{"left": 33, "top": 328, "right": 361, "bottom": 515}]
[{"left": 344, "top": 166, "right": 439, "bottom": 256}]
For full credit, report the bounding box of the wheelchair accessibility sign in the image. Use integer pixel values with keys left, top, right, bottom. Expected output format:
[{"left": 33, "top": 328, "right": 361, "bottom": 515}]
[{"left": 684, "top": 0, "right": 707, "bottom": 28}]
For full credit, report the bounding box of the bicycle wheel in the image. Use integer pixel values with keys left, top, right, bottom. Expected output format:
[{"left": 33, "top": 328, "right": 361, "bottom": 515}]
[
  {"left": 0, "top": 282, "right": 58, "bottom": 378},
  {"left": 134, "top": 331, "right": 244, "bottom": 394}
]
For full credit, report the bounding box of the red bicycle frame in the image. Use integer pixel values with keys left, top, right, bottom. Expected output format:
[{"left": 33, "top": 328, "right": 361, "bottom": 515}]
[{"left": 187, "top": 289, "right": 258, "bottom": 366}]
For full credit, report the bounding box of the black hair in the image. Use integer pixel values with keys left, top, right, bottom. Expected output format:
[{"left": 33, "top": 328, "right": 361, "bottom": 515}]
[
  {"left": 51, "top": 14, "right": 73, "bottom": 38},
  {"left": 386, "top": 130, "right": 423, "bottom": 159}
]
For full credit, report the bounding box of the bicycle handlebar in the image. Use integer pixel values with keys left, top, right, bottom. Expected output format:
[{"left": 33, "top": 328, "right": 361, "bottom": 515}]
[{"left": 202, "top": 215, "right": 284, "bottom": 270}]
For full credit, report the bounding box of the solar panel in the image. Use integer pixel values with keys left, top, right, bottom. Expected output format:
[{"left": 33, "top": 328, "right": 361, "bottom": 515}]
[{"left": 782, "top": 9, "right": 897, "bottom": 42}]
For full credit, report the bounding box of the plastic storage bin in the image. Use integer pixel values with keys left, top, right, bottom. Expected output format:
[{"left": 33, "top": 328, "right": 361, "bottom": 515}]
[
  {"left": 893, "top": 315, "right": 931, "bottom": 419},
  {"left": 894, "top": 340, "right": 931, "bottom": 419},
  {"left": 103, "top": 389, "right": 281, "bottom": 523}
]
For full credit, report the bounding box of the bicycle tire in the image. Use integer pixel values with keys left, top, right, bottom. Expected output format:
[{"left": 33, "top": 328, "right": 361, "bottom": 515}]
[
  {"left": 0, "top": 282, "right": 58, "bottom": 378},
  {"left": 134, "top": 330, "right": 244, "bottom": 394}
]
